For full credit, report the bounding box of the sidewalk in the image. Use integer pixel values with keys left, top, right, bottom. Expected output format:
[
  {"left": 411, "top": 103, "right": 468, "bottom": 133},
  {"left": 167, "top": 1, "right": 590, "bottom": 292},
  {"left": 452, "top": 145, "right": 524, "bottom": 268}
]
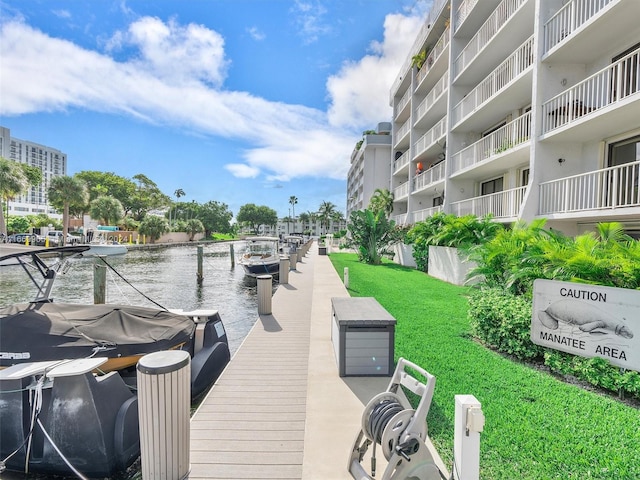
[{"left": 189, "top": 243, "right": 389, "bottom": 479}]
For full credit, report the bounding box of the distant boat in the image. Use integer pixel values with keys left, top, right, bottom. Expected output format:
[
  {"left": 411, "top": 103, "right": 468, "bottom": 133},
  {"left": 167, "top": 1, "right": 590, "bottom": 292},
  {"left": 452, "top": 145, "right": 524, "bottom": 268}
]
[
  {"left": 238, "top": 236, "right": 281, "bottom": 277},
  {"left": 82, "top": 232, "right": 128, "bottom": 256}
]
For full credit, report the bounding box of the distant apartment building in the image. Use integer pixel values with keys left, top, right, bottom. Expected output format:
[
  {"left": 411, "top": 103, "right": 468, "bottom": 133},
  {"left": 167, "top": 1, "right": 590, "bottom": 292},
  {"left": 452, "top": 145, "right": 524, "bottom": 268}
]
[
  {"left": 359, "top": 0, "right": 640, "bottom": 238},
  {"left": 346, "top": 122, "right": 392, "bottom": 220},
  {"left": 1, "top": 126, "right": 66, "bottom": 218}
]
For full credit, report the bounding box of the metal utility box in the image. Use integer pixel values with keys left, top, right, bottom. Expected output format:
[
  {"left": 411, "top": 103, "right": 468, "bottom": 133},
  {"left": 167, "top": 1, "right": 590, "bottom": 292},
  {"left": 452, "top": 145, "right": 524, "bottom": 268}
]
[{"left": 331, "top": 297, "right": 396, "bottom": 376}]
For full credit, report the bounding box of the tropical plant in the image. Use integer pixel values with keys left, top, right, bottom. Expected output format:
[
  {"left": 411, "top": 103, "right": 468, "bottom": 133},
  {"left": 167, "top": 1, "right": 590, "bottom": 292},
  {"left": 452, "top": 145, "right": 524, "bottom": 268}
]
[
  {"left": 368, "top": 188, "right": 394, "bottom": 218},
  {"left": 89, "top": 195, "right": 125, "bottom": 226},
  {"left": 47, "top": 175, "right": 89, "bottom": 244},
  {"left": 346, "top": 209, "right": 404, "bottom": 264},
  {"left": 198, "top": 200, "right": 233, "bottom": 236},
  {"left": 7, "top": 215, "right": 31, "bottom": 234},
  {"left": 317, "top": 201, "right": 337, "bottom": 234},
  {"left": 289, "top": 195, "right": 298, "bottom": 223},
  {"left": 185, "top": 218, "right": 205, "bottom": 240},
  {"left": 0, "top": 157, "right": 30, "bottom": 237},
  {"left": 138, "top": 215, "right": 169, "bottom": 243}
]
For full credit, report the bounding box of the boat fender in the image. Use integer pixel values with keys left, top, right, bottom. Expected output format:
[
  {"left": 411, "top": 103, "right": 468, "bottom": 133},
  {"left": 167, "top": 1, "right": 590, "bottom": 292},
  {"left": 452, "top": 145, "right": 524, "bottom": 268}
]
[
  {"left": 191, "top": 342, "right": 231, "bottom": 399},
  {"left": 113, "top": 396, "right": 140, "bottom": 470}
]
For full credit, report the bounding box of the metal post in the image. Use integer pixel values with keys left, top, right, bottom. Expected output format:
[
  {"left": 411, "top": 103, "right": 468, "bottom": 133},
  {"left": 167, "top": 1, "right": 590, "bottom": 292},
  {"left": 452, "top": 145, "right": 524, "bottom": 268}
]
[
  {"left": 453, "top": 395, "right": 484, "bottom": 480},
  {"left": 257, "top": 275, "right": 272, "bottom": 315},
  {"left": 137, "top": 350, "right": 191, "bottom": 480},
  {"left": 230, "top": 243, "right": 235, "bottom": 267},
  {"left": 197, "top": 245, "right": 204, "bottom": 285},
  {"left": 93, "top": 256, "right": 106, "bottom": 304},
  {"left": 344, "top": 267, "right": 349, "bottom": 289},
  {"left": 279, "top": 257, "right": 290, "bottom": 284}
]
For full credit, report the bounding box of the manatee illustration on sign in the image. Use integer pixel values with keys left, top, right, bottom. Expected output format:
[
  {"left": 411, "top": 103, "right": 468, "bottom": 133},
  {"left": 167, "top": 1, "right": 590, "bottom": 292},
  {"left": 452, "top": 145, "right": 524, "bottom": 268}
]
[{"left": 538, "top": 299, "right": 634, "bottom": 339}]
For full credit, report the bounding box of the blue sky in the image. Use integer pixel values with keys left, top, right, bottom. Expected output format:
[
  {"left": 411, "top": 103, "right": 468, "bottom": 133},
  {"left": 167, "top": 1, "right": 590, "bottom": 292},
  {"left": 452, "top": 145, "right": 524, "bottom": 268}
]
[{"left": 0, "top": 0, "right": 430, "bottom": 218}]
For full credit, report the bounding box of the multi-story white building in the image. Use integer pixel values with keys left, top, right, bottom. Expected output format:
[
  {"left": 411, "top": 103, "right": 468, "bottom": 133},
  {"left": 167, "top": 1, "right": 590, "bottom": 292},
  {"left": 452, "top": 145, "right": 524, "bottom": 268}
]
[
  {"left": 346, "top": 122, "right": 392, "bottom": 220},
  {"left": 0, "top": 126, "right": 66, "bottom": 218},
  {"left": 386, "top": 0, "right": 640, "bottom": 237}
]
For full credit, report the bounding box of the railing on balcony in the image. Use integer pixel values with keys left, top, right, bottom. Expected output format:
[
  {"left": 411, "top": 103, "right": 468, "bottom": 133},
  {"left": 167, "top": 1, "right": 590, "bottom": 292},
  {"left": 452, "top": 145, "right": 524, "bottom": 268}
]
[
  {"left": 413, "top": 206, "right": 444, "bottom": 223},
  {"left": 544, "top": 0, "right": 614, "bottom": 53},
  {"left": 450, "top": 186, "right": 527, "bottom": 218},
  {"left": 539, "top": 160, "right": 640, "bottom": 214},
  {"left": 395, "top": 88, "right": 411, "bottom": 119},
  {"left": 542, "top": 46, "right": 640, "bottom": 133},
  {"left": 413, "top": 161, "right": 447, "bottom": 192},
  {"left": 393, "top": 182, "right": 411, "bottom": 201},
  {"left": 454, "top": 0, "right": 527, "bottom": 78},
  {"left": 414, "top": 116, "right": 448, "bottom": 159},
  {"left": 390, "top": 0, "right": 449, "bottom": 97},
  {"left": 394, "top": 118, "right": 411, "bottom": 147},
  {"left": 392, "top": 213, "right": 409, "bottom": 225},
  {"left": 452, "top": 112, "right": 531, "bottom": 173},
  {"left": 453, "top": 36, "right": 534, "bottom": 125},
  {"left": 455, "top": 0, "right": 479, "bottom": 32},
  {"left": 393, "top": 150, "right": 411, "bottom": 174},
  {"left": 415, "top": 71, "right": 449, "bottom": 123},
  {"left": 416, "top": 27, "right": 450, "bottom": 86}
]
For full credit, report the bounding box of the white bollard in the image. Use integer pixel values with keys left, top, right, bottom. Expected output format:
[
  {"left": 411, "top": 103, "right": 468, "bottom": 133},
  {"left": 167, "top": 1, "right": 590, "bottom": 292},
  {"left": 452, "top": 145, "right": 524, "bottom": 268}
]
[
  {"left": 137, "top": 350, "right": 191, "bottom": 480},
  {"left": 289, "top": 252, "right": 297, "bottom": 269},
  {"left": 453, "top": 395, "right": 484, "bottom": 480},
  {"left": 257, "top": 274, "right": 272, "bottom": 314},
  {"left": 344, "top": 267, "right": 349, "bottom": 289},
  {"left": 279, "top": 257, "right": 290, "bottom": 284}
]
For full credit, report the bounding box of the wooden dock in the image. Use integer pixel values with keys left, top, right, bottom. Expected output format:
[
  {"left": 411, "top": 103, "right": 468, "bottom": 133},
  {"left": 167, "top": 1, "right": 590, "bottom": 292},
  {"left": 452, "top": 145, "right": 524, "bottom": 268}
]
[{"left": 189, "top": 244, "right": 392, "bottom": 479}]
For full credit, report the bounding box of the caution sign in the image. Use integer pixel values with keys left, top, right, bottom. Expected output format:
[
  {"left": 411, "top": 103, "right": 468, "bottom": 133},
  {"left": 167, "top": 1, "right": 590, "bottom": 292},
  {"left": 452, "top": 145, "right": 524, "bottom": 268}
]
[{"left": 531, "top": 279, "right": 638, "bottom": 372}]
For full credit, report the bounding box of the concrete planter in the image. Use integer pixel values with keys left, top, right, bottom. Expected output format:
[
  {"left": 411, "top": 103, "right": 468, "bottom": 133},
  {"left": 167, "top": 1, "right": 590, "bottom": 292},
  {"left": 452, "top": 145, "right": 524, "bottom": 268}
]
[
  {"left": 393, "top": 243, "right": 417, "bottom": 268},
  {"left": 428, "top": 246, "right": 477, "bottom": 286}
]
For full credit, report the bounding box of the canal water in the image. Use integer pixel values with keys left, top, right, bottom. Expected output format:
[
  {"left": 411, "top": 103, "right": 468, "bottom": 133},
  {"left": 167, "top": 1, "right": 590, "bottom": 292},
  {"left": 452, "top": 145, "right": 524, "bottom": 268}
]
[{"left": 0, "top": 241, "right": 263, "bottom": 480}]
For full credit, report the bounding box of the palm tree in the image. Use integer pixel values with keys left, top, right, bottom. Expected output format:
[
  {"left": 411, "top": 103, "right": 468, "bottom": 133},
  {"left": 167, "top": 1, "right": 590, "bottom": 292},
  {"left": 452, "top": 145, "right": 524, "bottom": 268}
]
[
  {"left": 171, "top": 188, "right": 186, "bottom": 226},
  {"left": 289, "top": 196, "right": 298, "bottom": 230},
  {"left": 317, "top": 201, "right": 337, "bottom": 235},
  {"left": 48, "top": 176, "right": 89, "bottom": 244},
  {"left": 368, "top": 188, "right": 394, "bottom": 218},
  {"left": 0, "top": 157, "right": 30, "bottom": 237}
]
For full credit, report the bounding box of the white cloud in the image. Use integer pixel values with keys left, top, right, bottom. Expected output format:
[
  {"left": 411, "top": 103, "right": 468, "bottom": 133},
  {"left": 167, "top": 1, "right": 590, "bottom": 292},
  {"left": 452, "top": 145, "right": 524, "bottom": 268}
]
[
  {"left": 247, "top": 26, "right": 265, "bottom": 41},
  {"left": 291, "top": 0, "right": 331, "bottom": 45},
  {"left": 224, "top": 164, "right": 260, "bottom": 178},
  {"left": 52, "top": 9, "right": 71, "bottom": 19},
  {"left": 325, "top": 12, "right": 423, "bottom": 129}
]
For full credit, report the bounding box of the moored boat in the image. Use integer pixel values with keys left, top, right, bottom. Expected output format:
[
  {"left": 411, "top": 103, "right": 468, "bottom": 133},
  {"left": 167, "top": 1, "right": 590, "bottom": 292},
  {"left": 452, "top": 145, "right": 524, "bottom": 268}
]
[
  {"left": 0, "top": 246, "right": 231, "bottom": 477},
  {"left": 238, "top": 236, "right": 280, "bottom": 277}
]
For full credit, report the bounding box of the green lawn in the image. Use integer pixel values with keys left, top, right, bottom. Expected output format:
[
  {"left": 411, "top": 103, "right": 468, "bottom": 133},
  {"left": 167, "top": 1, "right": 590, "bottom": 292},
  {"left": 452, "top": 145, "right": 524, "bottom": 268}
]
[{"left": 329, "top": 253, "right": 640, "bottom": 480}]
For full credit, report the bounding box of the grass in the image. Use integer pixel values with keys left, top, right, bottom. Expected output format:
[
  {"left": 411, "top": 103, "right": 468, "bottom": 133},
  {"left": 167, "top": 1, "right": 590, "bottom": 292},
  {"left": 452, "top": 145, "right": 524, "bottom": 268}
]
[{"left": 329, "top": 253, "right": 640, "bottom": 480}]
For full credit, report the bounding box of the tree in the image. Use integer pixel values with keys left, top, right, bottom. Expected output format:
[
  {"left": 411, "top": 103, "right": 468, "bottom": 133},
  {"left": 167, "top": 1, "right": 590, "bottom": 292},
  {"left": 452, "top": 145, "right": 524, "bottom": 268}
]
[
  {"left": 368, "top": 188, "right": 394, "bottom": 218},
  {"left": 346, "top": 209, "right": 404, "bottom": 264},
  {"left": 89, "top": 196, "right": 125, "bottom": 226},
  {"left": 317, "top": 201, "right": 337, "bottom": 234},
  {"left": 198, "top": 200, "right": 233, "bottom": 236},
  {"left": 129, "top": 174, "right": 171, "bottom": 221},
  {"left": 289, "top": 195, "right": 298, "bottom": 227},
  {"left": 236, "top": 203, "right": 278, "bottom": 235},
  {"left": 138, "top": 215, "right": 169, "bottom": 243},
  {"left": 47, "top": 175, "right": 89, "bottom": 244},
  {"left": 7, "top": 215, "right": 30, "bottom": 234},
  {"left": 0, "top": 157, "right": 30, "bottom": 237},
  {"left": 75, "top": 170, "right": 137, "bottom": 211},
  {"left": 171, "top": 188, "right": 186, "bottom": 227},
  {"left": 185, "top": 218, "right": 205, "bottom": 241}
]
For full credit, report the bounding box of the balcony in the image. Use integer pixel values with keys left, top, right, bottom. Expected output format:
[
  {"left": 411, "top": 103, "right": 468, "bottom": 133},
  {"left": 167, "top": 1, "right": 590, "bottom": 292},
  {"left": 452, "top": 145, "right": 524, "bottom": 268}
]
[
  {"left": 393, "top": 150, "right": 411, "bottom": 175},
  {"left": 455, "top": 0, "right": 479, "bottom": 31},
  {"left": 415, "top": 27, "right": 450, "bottom": 92},
  {"left": 392, "top": 213, "right": 409, "bottom": 226},
  {"left": 452, "top": 36, "right": 534, "bottom": 128},
  {"left": 413, "top": 161, "right": 446, "bottom": 194},
  {"left": 450, "top": 186, "right": 526, "bottom": 218},
  {"left": 414, "top": 116, "right": 447, "bottom": 161},
  {"left": 413, "top": 206, "right": 444, "bottom": 223},
  {"left": 414, "top": 71, "right": 448, "bottom": 129},
  {"left": 393, "top": 182, "right": 411, "bottom": 201},
  {"left": 394, "top": 88, "right": 411, "bottom": 122},
  {"left": 452, "top": 112, "right": 531, "bottom": 174},
  {"left": 542, "top": 46, "right": 640, "bottom": 136},
  {"left": 539, "top": 160, "right": 640, "bottom": 215},
  {"left": 394, "top": 118, "right": 411, "bottom": 149}
]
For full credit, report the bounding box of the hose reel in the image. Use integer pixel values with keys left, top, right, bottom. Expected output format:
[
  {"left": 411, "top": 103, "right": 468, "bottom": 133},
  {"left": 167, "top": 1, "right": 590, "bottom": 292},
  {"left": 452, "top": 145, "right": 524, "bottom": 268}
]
[{"left": 348, "top": 358, "right": 445, "bottom": 480}]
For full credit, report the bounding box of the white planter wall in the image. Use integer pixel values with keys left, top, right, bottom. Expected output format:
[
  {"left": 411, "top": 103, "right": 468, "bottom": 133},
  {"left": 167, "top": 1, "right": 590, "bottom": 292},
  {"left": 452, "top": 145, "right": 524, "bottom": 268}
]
[
  {"left": 393, "top": 243, "right": 417, "bottom": 268},
  {"left": 428, "top": 246, "right": 477, "bottom": 286}
]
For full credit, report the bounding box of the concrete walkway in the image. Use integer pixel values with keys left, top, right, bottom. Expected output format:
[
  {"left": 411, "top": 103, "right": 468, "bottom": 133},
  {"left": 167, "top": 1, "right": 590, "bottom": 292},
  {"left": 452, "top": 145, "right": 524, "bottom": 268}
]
[{"left": 189, "top": 243, "right": 389, "bottom": 479}]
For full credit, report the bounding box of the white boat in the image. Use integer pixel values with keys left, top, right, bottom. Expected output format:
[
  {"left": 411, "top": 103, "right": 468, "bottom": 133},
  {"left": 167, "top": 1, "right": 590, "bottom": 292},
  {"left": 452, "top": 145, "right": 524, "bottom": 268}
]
[
  {"left": 82, "top": 232, "right": 128, "bottom": 256},
  {"left": 238, "top": 236, "right": 280, "bottom": 277}
]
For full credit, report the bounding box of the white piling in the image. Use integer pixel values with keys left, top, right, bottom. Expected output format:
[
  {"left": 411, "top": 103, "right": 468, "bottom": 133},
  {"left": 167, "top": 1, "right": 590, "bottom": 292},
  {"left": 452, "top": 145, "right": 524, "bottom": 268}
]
[
  {"left": 289, "top": 252, "right": 298, "bottom": 269},
  {"left": 257, "top": 275, "right": 272, "bottom": 314},
  {"left": 343, "top": 267, "right": 349, "bottom": 289},
  {"left": 453, "top": 395, "right": 484, "bottom": 480},
  {"left": 137, "top": 350, "right": 191, "bottom": 480},
  {"left": 279, "top": 257, "right": 290, "bottom": 284}
]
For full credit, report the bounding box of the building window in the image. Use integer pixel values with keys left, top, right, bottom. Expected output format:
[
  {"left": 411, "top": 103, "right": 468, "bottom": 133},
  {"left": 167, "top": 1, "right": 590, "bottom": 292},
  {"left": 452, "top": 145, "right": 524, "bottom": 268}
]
[
  {"left": 481, "top": 177, "right": 503, "bottom": 195},
  {"left": 520, "top": 168, "right": 530, "bottom": 186}
]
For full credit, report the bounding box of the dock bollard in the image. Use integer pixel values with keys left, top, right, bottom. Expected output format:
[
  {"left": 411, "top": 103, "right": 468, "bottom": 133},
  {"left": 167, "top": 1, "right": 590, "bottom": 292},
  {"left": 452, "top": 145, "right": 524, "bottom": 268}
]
[
  {"left": 257, "top": 274, "right": 272, "bottom": 315},
  {"left": 344, "top": 267, "right": 349, "bottom": 289},
  {"left": 137, "top": 350, "right": 191, "bottom": 480},
  {"left": 279, "top": 257, "right": 290, "bottom": 284},
  {"left": 289, "top": 252, "right": 297, "bottom": 269}
]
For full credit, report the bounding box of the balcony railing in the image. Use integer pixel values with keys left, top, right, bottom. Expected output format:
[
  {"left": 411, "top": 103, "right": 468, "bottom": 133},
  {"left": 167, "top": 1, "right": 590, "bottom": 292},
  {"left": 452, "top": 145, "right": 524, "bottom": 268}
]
[
  {"left": 413, "top": 161, "right": 446, "bottom": 192},
  {"left": 394, "top": 88, "right": 411, "bottom": 119},
  {"left": 394, "top": 182, "right": 411, "bottom": 201},
  {"left": 454, "top": 0, "right": 527, "bottom": 78},
  {"left": 452, "top": 112, "right": 531, "bottom": 173},
  {"left": 542, "top": 46, "right": 640, "bottom": 133},
  {"left": 544, "top": 0, "right": 614, "bottom": 53},
  {"left": 415, "top": 71, "right": 449, "bottom": 123},
  {"left": 414, "top": 116, "right": 447, "bottom": 159},
  {"left": 453, "top": 36, "right": 534, "bottom": 125},
  {"left": 450, "top": 186, "right": 526, "bottom": 218},
  {"left": 394, "top": 118, "right": 411, "bottom": 147},
  {"left": 392, "top": 213, "right": 409, "bottom": 225},
  {"left": 455, "top": 0, "right": 479, "bottom": 32},
  {"left": 539, "top": 160, "right": 640, "bottom": 214},
  {"left": 415, "top": 27, "right": 450, "bottom": 86},
  {"left": 413, "top": 206, "right": 444, "bottom": 223},
  {"left": 393, "top": 150, "right": 411, "bottom": 174}
]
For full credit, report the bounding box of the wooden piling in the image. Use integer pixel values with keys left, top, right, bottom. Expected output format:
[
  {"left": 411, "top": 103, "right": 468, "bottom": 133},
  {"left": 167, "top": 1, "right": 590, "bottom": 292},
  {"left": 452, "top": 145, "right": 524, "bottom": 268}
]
[
  {"left": 230, "top": 243, "right": 235, "bottom": 267},
  {"left": 197, "top": 245, "right": 204, "bottom": 285},
  {"left": 93, "top": 256, "right": 106, "bottom": 304}
]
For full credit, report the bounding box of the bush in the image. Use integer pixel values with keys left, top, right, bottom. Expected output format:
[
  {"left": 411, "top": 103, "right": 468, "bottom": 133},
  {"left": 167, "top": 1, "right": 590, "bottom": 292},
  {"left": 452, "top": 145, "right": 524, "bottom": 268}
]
[{"left": 468, "top": 287, "right": 544, "bottom": 361}]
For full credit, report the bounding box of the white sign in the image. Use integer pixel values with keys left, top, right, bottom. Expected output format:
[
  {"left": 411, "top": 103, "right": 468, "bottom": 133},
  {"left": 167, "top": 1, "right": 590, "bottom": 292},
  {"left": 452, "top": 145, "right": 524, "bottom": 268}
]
[{"left": 531, "top": 279, "right": 638, "bottom": 372}]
